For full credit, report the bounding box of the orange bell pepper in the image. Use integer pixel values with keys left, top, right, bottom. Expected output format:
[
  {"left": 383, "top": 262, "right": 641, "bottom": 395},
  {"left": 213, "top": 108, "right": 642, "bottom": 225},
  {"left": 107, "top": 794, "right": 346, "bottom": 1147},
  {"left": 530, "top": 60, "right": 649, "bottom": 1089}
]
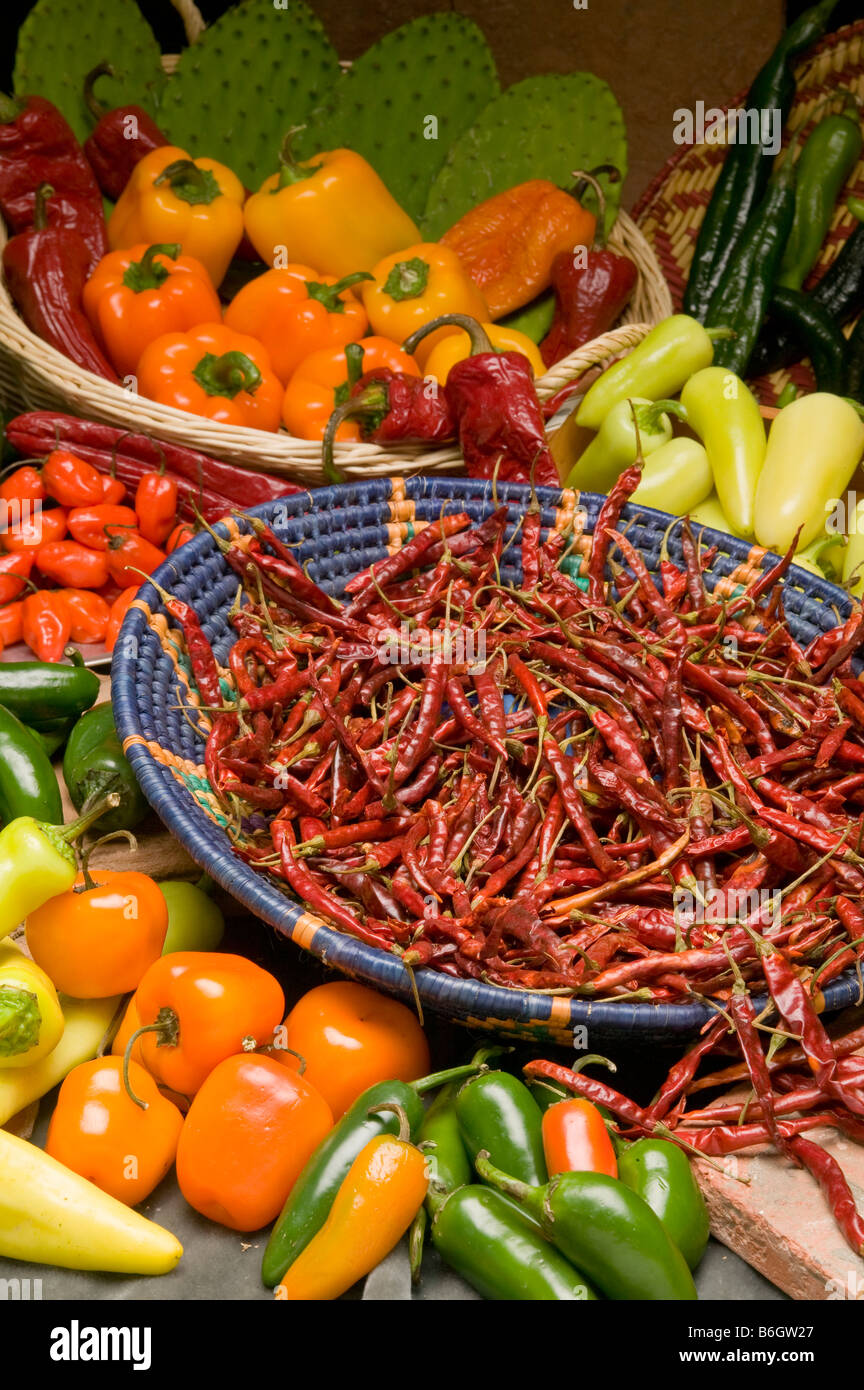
[
  {"left": 83, "top": 242, "right": 222, "bottom": 378},
  {"left": 108, "top": 145, "right": 245, "bottom": 288},
  {"left": 45, "top": 1056, "right": 183, "bottom": 1206},
  {"left": 129, "top": 952, "right": 285, "bottom": 1099},
  {"left": 137, "top": 322, "right": 284, "bottom": 431},
  {"left": 361, "top": 243, "right": 488, "bottom": 364},
  {"left": 281, "top": 337, "right": 419, "bottom": 441},
  {"left": 275, "top": 981, "right": 430, "bottom": 1120},
  {"left": 176, "top": 1053, "right": 333, "bottom": 1231},
  {"left": 542, "top": 1098, "right": 618, "bottom": 1179},
  {"left": 440, "top": 180, "right": 597, "bottom": 318},
  {"left": 423, "top": 321, "right": 545, "bottom": 384},
  {"left": 224, "top": 264, "right": 372, "bottom": 387},
  {"left": 275, "top": 1104, "right": 427, "bottom": 1301},
  {"left": 26, "top": 864, "right": 168, "bottom": 998}
]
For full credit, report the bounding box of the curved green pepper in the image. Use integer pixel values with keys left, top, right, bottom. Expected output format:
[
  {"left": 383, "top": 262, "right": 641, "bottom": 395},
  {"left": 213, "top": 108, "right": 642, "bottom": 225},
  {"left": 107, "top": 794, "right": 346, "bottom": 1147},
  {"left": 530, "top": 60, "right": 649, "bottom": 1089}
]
[
  {"left": 630, "top": 437, "right": 713, "bottom": 515},
  {"left": 261, "top": 1061, "right": 482, "bottom": 1288},
  {"left": 617, "top": 1138, "right": 710, "bottom": 1270},
  {"left": 476, "top": 1153, "right": 698, "bottom": 1301},
  {"left": 778, "top": 98, "right": 862, "bottom": 291},
  {"left": 456, "top": 1069, "right": 547, "bottom": 1186},
  {"left": 420, "top": 1083, "right": 472, "bottom": 1216},
  {"left": 62, "top": 702, "right": 148, "bottom": 834},
  {"left": 0, "top": 661, "right": 99, "bottom": 729},
  {"left": 679, "top": 366, "right": 766, "bottom": 538},
  {"left": 28, "top": 722, "right": 74, "bottom": 760},
  {"left": 0, "top": 705, "right": 63, "bottom": 826},
  {"left": 566, "top": 397, "right": 682, "bottom": 494},
  {"left": 431, "top": 1185, "right": 598, "bottom": 1301},
  {"left": 576, "top": 316, "right": 716, "bottom": 432}
]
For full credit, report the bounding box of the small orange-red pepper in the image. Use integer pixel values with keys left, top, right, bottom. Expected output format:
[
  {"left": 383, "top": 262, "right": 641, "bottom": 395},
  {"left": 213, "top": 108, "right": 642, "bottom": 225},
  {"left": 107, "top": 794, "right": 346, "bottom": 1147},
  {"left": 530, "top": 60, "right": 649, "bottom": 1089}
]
[
  {"left": 137, "top": 323, "right": 284, "bottom": 431},
  {"left": 2, "top": 507, "right": 68, "bottom": 553},
  {"left": 57, "top": 588, "right": 111, "bottom": 645},
  {"left": 542, "top": 1098, "right": 618, "bottom": 1179},
  {"left": 67, "top": 504, "right": 138, "bottom": 551},
  {"left": 45, "top": 1056, "right": 183, "bottom": 1206},
  {"left": 176, "top": 1053, "right": 333, "bottom": 1230},
  {"left": 165, "top": 521, "right": 195, "bottom": 553},
  {"left": 0, "top": 601, "right": 23, "bottom": 648},
  {"left": 135, "top": 465, "right": 178, "bottom": 548},
  {"left": 34, "top": 540, "right": 109, "bottom": 589},
  {"left": 0, "top": 465, "right": 46, "bottom": 507},
  {"left": 281, "top": 337, "right": 419, "bottom": 441},
  {"left": 105, "top": 586, "right": 138, "bottom": 651},
  {"left": 0, "top": 551, "right": 33, "bottom": 604},
  {"left": 105, "top": 529, "right": 166, "bottom": 588},
  {"left": 41, "top": 449, "right": 105, "bottom": 507},
  {"left": 20, "top": 591, "right": 70, "bottom": 660}
]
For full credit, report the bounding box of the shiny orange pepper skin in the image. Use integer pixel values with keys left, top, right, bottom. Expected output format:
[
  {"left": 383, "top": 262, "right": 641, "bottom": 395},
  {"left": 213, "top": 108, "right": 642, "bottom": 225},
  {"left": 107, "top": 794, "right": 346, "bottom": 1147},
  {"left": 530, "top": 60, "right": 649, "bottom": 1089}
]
[
  {"left": 45, "top": 1056, "right": 183, "bottom": 1206},
  {"left": 67, "top": 504, "right": 138, "bottom": 551},
  {"left": 105, "top": 586, "right": 138, "bottom": 652},
  {"left": 20, "top": 591, "right": 70, "bottom": 661},
  {"left": 281, "top": 336, "right": 419, "bottom": 441},
  {"left": 34, "top": 540, "right": 109, "bottom": 589},
  {"left": 26, "top": 868, "right": 169, "bottom": 998},
  {"left": 165, "top": 521, "right": 195, "bottom": 553},
  {"left": 57, "top": 588, "right": 111, "bottom": 644},
  {"left": 176, "top": 1053, "right": 333, "bottom": 1231},
  {"left": 440, "top": 181, "right": 597, "bottom": 318},
  {"left": 0, "top": 465, "right": 46, "bottom": 506},
  {"left": 133, "top": 952, "right": 285, "bottom": 1098},
  {"left": 541, "top": 1098, "right": 618, "bottom": 1179},
  {"left": 225, "top": 264, "right": 371, "bottom": 387},
  {"left": 135, "top": 470, "right": 178, "bottom": 548},
  {"left": 276, "top": 1123, "right": 428, "bottom": 1301},
  {"left": 3, "top": 507, "right": 68, "bottom": 553},
  {"left": 138, "top": 322, "right": 284, "bottom": 431},
  {"left": 100, "top": 474, "right": 127, "bottom": 505},
  {"left": 276, "top": 981, "right": 430, "bottom": 1120},
  {"left": 105, "top": 530, "right": 166, "bottom": 588},
  {"left": 41, "top": 449, "right": 105, "bottom": 507},
  {"left": 0, "top": 551, "right": 33, "bottom": 604},
  {"left": 361, "top": 243, "right": 488, "bottom": 364},
  {"left": 83, "top": 242, "right": 223, "bottom": 378},
  {"left": 0, "top": 600, "right": 23, "bottom": 647}
]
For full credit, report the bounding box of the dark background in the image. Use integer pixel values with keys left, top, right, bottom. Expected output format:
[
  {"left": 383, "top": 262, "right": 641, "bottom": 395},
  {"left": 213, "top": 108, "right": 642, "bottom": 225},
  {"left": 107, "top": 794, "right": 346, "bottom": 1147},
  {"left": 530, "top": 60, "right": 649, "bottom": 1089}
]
[{"left": 2, "top": 1, "right": 864, "bottom": 202}]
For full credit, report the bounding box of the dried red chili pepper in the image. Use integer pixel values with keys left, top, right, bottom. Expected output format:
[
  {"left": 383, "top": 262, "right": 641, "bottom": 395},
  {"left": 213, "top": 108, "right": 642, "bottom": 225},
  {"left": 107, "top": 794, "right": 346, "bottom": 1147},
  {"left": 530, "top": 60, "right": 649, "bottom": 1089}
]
[{"left": 81, "top": 63, "right": 168, "bottom": 201}]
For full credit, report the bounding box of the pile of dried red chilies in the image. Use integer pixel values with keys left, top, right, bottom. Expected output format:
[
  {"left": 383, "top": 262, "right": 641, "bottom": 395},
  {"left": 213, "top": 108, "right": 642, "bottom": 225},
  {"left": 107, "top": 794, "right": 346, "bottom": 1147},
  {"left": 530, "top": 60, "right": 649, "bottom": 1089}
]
[{"left": 181, "top": 460, "right": 864, "bottom": 1007}]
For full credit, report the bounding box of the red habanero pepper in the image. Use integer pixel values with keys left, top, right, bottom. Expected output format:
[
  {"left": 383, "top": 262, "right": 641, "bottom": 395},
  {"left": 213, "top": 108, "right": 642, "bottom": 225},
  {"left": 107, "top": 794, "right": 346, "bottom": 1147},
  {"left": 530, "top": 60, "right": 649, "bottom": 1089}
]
[
  {"left": 2, "top": 186, "right": 114, "bottom": 380},
  {"left": 41, "top": 448, "right": 106, "bottom": 507},
  {"left": 322, "top": 367, "right": 455, "bottom": 484},
  {"left": 81, "top": 63, "right": 168, "bottom": 201},
  {"left": 101, "top": 472, "right": 127, "bottom": 505},
  {"left": 67, "top": 504, "right": 138, "bottom": 550},
  {"left": 34, "top": 539, "right": 109, "bottom": 588},
  {"left": 135, "top": 463, "right": 179, "bottom": 548},
  {"left": 540, "top": 174, "right": 637, "bottom": 368},
  {"left": 20, "top": 591, "right": 71, "bottom": 661},
  {"left": 105, "top": 530, "right": 166, "bottom": 587},
  {"left": 0, "top": 601, "right": 23, "bottom": 647},
  {"left": 402, "top": 315, "right": 559, "bottom": 487},
  {"left": 166, "top": 521, "right": 195, "bottom": 553},
  {"left": 0, "top": 91, "right": 107, "bottom": 270}
]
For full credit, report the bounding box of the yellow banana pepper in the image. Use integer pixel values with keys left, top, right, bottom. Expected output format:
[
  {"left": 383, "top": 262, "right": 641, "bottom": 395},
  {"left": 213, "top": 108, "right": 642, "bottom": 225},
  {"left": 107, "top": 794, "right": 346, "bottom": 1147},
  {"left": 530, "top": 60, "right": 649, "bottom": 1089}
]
[
  {"left": 244, "top": 143, "right": 420, "bottom": 279},
  {"left": 108, "top": 145, "right": 244, "bottom": 287},
  {"left": 424, "top": 321, "right": 545, "bottom": 384},
  {"left": 0, "top": 1126, "right": 182, "bottom": 1274},
  {"left": 754, "top": 393, "right": 864, "bottom": 553},
  {"left": 631, "top": 437, "right": 713, "bottom": 515},
  {"left": 0, "top": 941, "right": 63, "bottom": 1069},
  {"left": 0, "top": 993, "right": 120, "bottom": 1126}
]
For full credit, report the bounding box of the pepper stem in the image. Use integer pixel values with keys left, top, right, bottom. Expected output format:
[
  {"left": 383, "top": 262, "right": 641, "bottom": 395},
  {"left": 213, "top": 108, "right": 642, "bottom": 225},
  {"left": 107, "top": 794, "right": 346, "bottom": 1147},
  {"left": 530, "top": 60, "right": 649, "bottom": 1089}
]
[
  {"left": 122, "top": 1006, "right": 180, "bottom": 1110},
  {"left": 123, "top": 244, "right": 180, "bottom": 294},
  {"left": 570, "top": 1052, "right": 617, "bottom": 1074},
  {"left": 32, "top": 183, "right": 53, "bottom": 233},
  {"left": 321, "top": 379, "right": 389, "bottom": 485},
  {"left": 59, "top": 791, "right": 122, "bottom": 843},
  {"left": 411, "top": 1060, "right": 488, "bottom": 1095},
  {"left": 192, "top": 351, "right": 262, "bottom": 400},
  {"left": 83, "top": 61, "right": 114, "bottom": 120},
  {"left": 276, "top": 126, "right": 319, "bottom": 188},
  {"left": 76, "top": 828, "right": 138, "bottom": 892},
  {"left": 569, "top": 168, "right": 608, "bottom": 248},
  {"left": 305, "top": 271, "right": 373, "bottom": 313},
  {"left": 402, "top": 314, "right": 492, "bottom": 358},
  {"left": 474, "top": 1150, "right": 544, "bottom": 1212},
  {"left": 153, "top": 159, "right": 221, "bottom": 207},
  {"left": 368, "top": 1101, "right": 411, "bottom": 1142}
]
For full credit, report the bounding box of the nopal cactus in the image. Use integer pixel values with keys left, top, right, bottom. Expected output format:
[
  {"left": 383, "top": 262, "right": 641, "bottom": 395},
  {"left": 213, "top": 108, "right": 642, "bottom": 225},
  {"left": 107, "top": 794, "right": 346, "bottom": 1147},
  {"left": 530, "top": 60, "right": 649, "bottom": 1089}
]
[
  {"left": 424, "top": 74, "right": 629, "bottom": 241},
  {"left": 158, "top": 0, "right": 340, "bottom": 190},
  {"left": 296, "top": 14, "right": 499, "bottom": 223},
  {"left": 13, "top": 0, "right": 164, "bottom": 142}
]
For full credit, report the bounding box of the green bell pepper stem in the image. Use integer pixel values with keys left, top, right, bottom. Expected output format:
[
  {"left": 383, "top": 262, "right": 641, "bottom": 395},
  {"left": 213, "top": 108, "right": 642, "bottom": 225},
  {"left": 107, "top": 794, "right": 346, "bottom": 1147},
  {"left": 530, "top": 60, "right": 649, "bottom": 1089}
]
[
  {"left": 275, "top": 127, "right": 319, "bottom": 188},
  {"left": 431, "top": 1185, "right": 598, "bottom": 1301},
  {"left": 192, "top": 351, "right": 262, "bottom": 400},
  {"left": 153, "top": 159, "right": 221, "bottom": 207},
  {"left": 305, "top": 271, "right": 373, "bottom": 313},
  {"left": 403, "top": 314, "right": 492, "bottom": 358},
  {"left": 576, "top": 315, "right": 720, "bottom": 432},
  {"left": 475, "top": 1151, "right": 698, "bottom": 1301},
  {"left": 617, "top": 1137, "right": 710, "bottom": 1270},
  {"left": 680, "top": 366, "right": 766, "bottom": 539},
  {"left": 455, "top": 1068, "right": 547, "bottom": 1185},
  {"left": 122, "top": 244, "right": 181, "bottom": 294}
]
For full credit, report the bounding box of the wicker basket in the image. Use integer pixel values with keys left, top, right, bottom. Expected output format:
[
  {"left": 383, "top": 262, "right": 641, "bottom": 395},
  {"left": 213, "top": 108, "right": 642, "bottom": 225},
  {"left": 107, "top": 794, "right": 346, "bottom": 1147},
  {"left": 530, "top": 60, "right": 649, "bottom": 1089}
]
[
  {"left": 113, "top": 477, "right": 862, "bottom": 1044},
  {"left": 0, "top": 0, "right": 673, "bottom": 488},
  {"left": 632, "top": 20, "right": 864, "bottom": 405}
]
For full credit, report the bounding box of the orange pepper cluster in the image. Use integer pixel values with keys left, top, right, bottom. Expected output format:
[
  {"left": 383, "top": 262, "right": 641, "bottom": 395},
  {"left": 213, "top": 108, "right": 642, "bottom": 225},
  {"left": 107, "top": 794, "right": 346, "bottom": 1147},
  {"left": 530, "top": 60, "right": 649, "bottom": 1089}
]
[{"left": 0, "top": 445, "right": 194, "bottom": 660}]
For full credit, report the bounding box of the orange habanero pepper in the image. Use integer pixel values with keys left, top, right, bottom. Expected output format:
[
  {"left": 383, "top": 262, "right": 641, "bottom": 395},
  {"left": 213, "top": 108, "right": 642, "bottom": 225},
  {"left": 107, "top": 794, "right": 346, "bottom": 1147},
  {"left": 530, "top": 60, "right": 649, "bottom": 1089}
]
[
  {"left": 83, "top": 242, "right": 223, "bottom": 378},
  {"left": 26, "top": 864, "right": 169, "bottom": 998},
  {"left": 137, "top": 323, "right": 283, "bottom": 431},
  {"left": 34, "top": 540, "right": 109, "bottom": 589},
  {"left": 45, "top": 1056, "right": 183, "bottom": 1206},
  {"left": 0, "top": 465, "right": 46, "bottom": 506},
  {"left": 176, "top": 1053, "right": 333, "bottom": 1231},
  {"left": 105, "top": 530, "right": 166, "bottom": 588},
  {"left": 542, "top": 1098, "right": 618, "bottom": 1179},
  {"left": 126, "top": 952, "right": 285, "bottom": 1099},
  {"left": 135, "top": 465, "right": 178, "bottom": 548},
  {"left": 67, "top": 504, "right": 138, "bottom": 551},
  {"left": 20, "top": 591, "right": 71, "bottom": 661},
  {"left": 165, "top": 521, "right": 195, "bottom": 553},
  {"left": 105, "top": 586, "right": 138, "bottom": 651},
  {"left": 281, "top": 337, "right": 419, "bottom": 441},
  {"left": 225, "top": 264, "right": 372, "bottom": 387},
  {"left": 3, "top": 507, "right": 68, "bottom": 552},
  {"left": 0, "top": 601, "right": 23, "bottom": 648},
  {"left": 57, "top": 589, "right": 111, "bottom": 645},
  {"left": 0, "top": 551, "right": 33, "bottom": 604},
  {"left": 41, "top": 449, "right": 105, "bottom": 507}
]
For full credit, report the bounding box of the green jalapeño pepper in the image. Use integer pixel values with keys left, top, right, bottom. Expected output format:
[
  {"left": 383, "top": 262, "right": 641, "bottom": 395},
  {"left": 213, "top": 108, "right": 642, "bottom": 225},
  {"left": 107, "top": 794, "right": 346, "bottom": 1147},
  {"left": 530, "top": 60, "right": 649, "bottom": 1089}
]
[
  {"left": 0, "top": 793, "right": 119, "bottom": 942},
  {"left": 0, "top": 705, "right": 63, "bottom": 825},
  {"left": 778, "top": 97, "right": 862, "bottom": 291},
  {"left": 617, "top": 1138, "right": 710, "bottom": 1270},
  {"left": 261, "top": 1061, "right": 482, "bottom": 1288},
  {"left": 419, "top": 1082, "right": 472, "bottom": 1216},
  {"left": 455, "top": 1068, "right": 547, "bottom": 1185},
  {"left": 566, "top": 397, "right": 685, "bottom": 494},
  {"left": 62, "top": 702, "right": 148, "bottom": 834},
  {"left": 431, "top": 1185, "right": 598, "bottom": 1302},
  {"left": 476, "top": 1152, "right": 698, "bottom": 1300},
  {"left": 0, "top": 660, "right": 99, "bottom": 729},
  {"left": 576, "top": 315, "right": 717, "bottom": 433},
  {"left": 679, "top": 366, "right": 766, "bottom": 538}
]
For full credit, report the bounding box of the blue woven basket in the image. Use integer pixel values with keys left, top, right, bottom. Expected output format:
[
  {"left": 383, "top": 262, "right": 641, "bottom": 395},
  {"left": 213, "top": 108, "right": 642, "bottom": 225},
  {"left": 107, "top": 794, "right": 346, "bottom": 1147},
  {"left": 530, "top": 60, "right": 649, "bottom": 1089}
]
[{"left": 112, "top": 477, "right": 860, "bottom": 1045}]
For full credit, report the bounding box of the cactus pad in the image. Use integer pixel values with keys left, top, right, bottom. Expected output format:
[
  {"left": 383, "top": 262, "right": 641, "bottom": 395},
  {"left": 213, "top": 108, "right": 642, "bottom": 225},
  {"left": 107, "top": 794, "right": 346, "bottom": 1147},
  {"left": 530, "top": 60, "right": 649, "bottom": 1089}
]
[
  {"left": 423, "top": 74, "right": 628, "bottom": 240},
  {"left": 158, "top": 0, "right": 339, "bottom": 190},
  {"left": 296, "top": 14, "right": 499, "bottom": 223},
  {"left": 13, "top": 0, "right": 164, "bottom": 142}
]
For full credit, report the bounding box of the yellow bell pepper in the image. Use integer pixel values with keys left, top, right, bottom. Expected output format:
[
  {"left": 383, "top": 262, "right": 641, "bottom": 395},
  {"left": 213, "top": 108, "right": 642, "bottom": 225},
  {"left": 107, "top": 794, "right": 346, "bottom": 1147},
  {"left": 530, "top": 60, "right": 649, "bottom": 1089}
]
[
  {"left": 0, "top": 940, "right": 63, "bottom": 1069},
  {"left": 244, "top": 144, "right": 420, "bottom": 279},
  {"left": 754, "top": 393, "right": 864, "bottom": 553},
  {"left": 0, "top": 993, "right": 120, "bottom": 1126},
  {"left": 108, "top": 145, "right": 244, "bottom": 287},
  {"left": 424, "top": 321, "right": 545, "bottom": 384},
  {"left": 361, "top": 243, "right": 488, "bottom": 364},
  {"left": 0, "top": 1126, "right": 182, "bottom": 1274}
]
